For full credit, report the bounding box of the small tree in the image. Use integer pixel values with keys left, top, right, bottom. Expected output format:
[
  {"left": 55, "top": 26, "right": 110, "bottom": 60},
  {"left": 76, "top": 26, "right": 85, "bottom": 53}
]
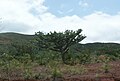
[{"left": 35, "top": 29, "right": 86, "bottom": 64}]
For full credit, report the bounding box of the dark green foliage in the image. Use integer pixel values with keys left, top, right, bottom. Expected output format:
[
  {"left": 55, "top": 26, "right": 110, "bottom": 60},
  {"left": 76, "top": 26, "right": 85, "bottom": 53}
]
[
  {"left": 35, "top": 50, "right": 61, "bottom": 65},
  {"left": 11, "top": 41, "right": 38, "bottom": 55},
  {"left": 35, "top": 29, "right": 86, "bottom": 64},
  {"left": 0, "top": 32, "right": 35, "bottom": 55}
]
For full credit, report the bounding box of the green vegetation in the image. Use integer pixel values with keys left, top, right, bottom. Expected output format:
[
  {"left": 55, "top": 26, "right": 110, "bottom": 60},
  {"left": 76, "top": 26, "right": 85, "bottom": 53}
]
[
  {"left": 35, "top": 29, "right": 86, "bottom": 64},
  {"left": 0, "top": 29, "right": 120, "bottom": 80},
  {"left": 98, "top": 55, "right": 111, "bottom": 73}
]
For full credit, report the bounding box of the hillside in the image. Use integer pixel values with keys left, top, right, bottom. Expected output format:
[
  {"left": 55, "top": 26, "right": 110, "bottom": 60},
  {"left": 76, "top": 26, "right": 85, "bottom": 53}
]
[
  {"left": 0, "top": 32, "right": 120, "bottom": 53},
  {"left": 0, "top": 32, "right": 120, "bottom": 81},
  {"left": 0, "top": 32, "right": 34, "bottom": 44},
  {"left": 74, "top": 42, "right": 120, "bottom": 52}
]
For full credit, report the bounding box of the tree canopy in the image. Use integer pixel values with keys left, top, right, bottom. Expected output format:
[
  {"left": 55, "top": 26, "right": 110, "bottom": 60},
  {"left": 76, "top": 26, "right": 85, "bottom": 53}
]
[{"left": 35, "top": 29, "right": 86, "bottom": 64}]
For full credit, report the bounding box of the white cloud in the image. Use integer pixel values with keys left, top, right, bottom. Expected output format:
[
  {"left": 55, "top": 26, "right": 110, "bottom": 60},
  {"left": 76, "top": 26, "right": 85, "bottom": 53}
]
[
  {"left": 79, "top": 1, "right": 89, "bottom": 8},
  {"left": 1, "top": 20, "right": 31, "bottom": 34},
  {"left": 57, "top": 9, "right": 73, "bottom": 15},
  {"left": 28, "top": 0, "right": 48, "bottom": 14},
  {"left": 0, "top": 0, "right": 46, "bottom": 34},
  {"left": 0, "top": 0, "right": 120, "bottom": 43},
  {"left": 38, "top": 12, "right": 120, "bottom": 43}
]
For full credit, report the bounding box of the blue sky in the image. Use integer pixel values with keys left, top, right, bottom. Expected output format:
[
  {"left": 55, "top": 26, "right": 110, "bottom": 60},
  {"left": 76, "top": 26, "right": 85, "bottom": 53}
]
[
  {"left": 44, "top": 0, "right": 120, "bottom": 17},
  {"left": 0, "top": 0, "right": 120, "bottom": 43}
]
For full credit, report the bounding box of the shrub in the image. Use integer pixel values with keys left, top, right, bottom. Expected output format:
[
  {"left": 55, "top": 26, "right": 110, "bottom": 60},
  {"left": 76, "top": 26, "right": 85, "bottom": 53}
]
[
  {"left": 98, "top": 55, "right": 110, "bottom": 73},
  {"left": 47, "top": 61, "right": 62, "bottom": 78},
  {"left": 63, "top": 64, "right": 87, "bottom": 75}
]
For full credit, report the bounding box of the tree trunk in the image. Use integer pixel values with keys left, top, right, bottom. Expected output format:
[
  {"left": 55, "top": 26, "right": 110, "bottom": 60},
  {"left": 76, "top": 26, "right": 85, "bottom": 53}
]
[
  {"left": 61, "top": 47, "right": 71, "bottom": 65},
  {"left": 61, "top": 52, "right": 66, "bottom": 64},
  {"left": 61, "top": 52, "right": 71, "bottom": 65}
]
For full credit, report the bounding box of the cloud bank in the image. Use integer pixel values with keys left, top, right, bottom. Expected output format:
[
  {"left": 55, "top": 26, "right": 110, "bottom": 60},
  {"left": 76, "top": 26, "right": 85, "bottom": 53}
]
[{"left": 0, "top": 0, "right": 120, "bottom": 43}]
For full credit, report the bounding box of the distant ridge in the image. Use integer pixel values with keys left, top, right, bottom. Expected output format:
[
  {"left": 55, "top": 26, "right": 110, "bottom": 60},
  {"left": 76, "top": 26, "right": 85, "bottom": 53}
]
[
  {"left": 0, "top": 32, "right": 120, "bottom": 47},
  {"left": 0, "top": 32, "right": 34, "bottom": 44}
]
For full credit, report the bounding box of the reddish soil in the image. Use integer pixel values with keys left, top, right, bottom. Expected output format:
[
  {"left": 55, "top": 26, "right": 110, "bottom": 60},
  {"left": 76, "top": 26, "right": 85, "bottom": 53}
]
[{"left": 0, "top": 61, "right": 120, "bottom": 81}]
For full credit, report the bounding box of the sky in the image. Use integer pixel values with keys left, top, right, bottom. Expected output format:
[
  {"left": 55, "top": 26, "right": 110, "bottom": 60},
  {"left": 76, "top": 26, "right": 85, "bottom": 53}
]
[{"left": 0, "top": 0, "right": 120, "bottom": 43}]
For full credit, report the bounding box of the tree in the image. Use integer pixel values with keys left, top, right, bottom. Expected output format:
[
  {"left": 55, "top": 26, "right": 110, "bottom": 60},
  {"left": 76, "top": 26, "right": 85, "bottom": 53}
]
[{"left": 35, "top": 29, "right": 86, "bottom": 64}]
